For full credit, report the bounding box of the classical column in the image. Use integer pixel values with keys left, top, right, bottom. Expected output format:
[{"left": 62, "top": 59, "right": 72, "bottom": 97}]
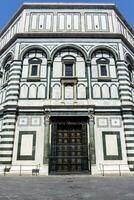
[
  {"left": 46, "top": 59, "right": 52, "bottom": 99},
  {"left": 88, "top": 111, "right": 96, "bottom": 166},
  {"left": 116, "top": 60, "right": 134, "bottom": 170},
  {"left": 86, "top": 60, "right": 91, "bottom": 99},
  {"left": 43, "top": 110, "right": 51, "bottom": 164}
]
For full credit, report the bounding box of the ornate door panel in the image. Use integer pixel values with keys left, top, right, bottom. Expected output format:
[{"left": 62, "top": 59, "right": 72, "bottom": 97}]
[{"left": 49, "top": 120, "right": 88, "bottom": 174}]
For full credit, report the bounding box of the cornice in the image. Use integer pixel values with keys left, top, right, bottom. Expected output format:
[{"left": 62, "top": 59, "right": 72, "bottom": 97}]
[{"left": 0, "top": 33, "right": 134, "bottom": 56}]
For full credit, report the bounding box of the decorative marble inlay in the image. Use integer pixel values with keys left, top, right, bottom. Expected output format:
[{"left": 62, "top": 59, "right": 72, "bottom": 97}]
[
  {"left": 19, "top": 117, "right": 28, "bottom": 126},
  {"left": 110, "top": 118, "right": 121, "bottom": 127},
  {"left": 47, "top": 45, "right": 57, "bottom": 51},
  {"left": 109, "top": 44, "right": 118, "bottom": 51},
  {"left": 31, "top": 117, "right": 41, "bottom": 126},
  {"left": 81, "top": 45, "right": 92, "bottom": 51},
  {"left": 97, "top": 118, "right": 109, "bottom": 128}
]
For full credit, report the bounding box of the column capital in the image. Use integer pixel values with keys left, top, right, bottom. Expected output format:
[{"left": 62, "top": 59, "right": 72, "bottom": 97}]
[
  {"left": 44, "top": 109, "right": 51, "bottom": 125},
  {"left": 47, "top": 59, "right": 53, "bottom": 65},
  {"left": 88, "top": 109, "right": 95, "bottom": 123},
  {"left": 86, "top": 59, "right": 91, "bottom": 65}
]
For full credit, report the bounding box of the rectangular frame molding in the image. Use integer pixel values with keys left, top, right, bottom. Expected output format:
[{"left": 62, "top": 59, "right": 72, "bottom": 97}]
[
  {"left": 102, "top": 131, "right": 122, "bottom": 160},
  {"left": 17, "top": 131, "right": 36, "bottom": 160}
]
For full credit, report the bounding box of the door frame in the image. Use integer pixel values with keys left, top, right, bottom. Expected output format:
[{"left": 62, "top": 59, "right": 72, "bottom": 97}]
[{"left": 49, "top": 116, "right": 90, "bottom": 174}]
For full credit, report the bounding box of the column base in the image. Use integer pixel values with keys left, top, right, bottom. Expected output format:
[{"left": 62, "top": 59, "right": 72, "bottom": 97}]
[{"left": 91, "top": 165, "right": 98, "bottom": 175}]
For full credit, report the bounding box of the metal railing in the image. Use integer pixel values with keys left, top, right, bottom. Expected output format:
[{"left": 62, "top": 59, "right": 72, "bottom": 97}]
[
  {"left": 2, "top": 164, "right": 40, "bottom": 176},
  {"left": 99, "top": 163, "right": 129, "bottom": 176}
]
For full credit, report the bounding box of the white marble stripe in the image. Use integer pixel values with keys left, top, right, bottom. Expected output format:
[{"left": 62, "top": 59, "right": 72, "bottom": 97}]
[
  {"left": 126, "top": 143, "right": 134, "bottom": 147},
  {"left": 0, "top": 151, "right": 13, "bottom": 155},
  {"left": 124, "top": 120, "right": 134, "bottom": 123},
  {"left": 127, "top": 158, "right": 134, "bottom": 161},
  {"left": 2, "top": 119, "right": 16, "bottom": 123},
  {"left": 125, "top": 138, "right": 134, "bottom": 141},
  {"left": 0, "top": 143, "right": 13, "bottom": 147},
  {"left": 0, "top": 138, "right": 14, "bottom": 142},
  {"left": 0, "top": 157, "right": 12, "bottom": 161},
  {"left": 124, "top": 125, "right": 134, "bottom": 129},
  {"left": 6, "top": 91, "right": 19, "bottom": 95},
  {"left": 2, "top": 125, "right": 15, "bottom": 129}
]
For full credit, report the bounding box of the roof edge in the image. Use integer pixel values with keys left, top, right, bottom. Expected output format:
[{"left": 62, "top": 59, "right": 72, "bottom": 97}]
[{"left": 0, "top": 3, "right": 134, "bottom": 37}]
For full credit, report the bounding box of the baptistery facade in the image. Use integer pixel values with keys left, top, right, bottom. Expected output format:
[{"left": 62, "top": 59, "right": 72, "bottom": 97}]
[{"left": 0, "top": 3, "right": 134, "bottom": 175}]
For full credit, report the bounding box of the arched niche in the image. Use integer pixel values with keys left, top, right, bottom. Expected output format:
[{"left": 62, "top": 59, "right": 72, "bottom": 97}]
[
  {"left": 125, "top": 54, "right": 134, "bottom": 67},
  {"left": 20, "top": 46, "right": 49, "bottom": 60},
  {"left": 28, "top": 84, "right": 37, "bottom": 99},
  {"left": 52, "top": 84, "right": 61, "bottom": 99},
  {"left": 101, "top": 84, "right": 110, "bottom": 99},
  {"left": 2, "top": 53, "right": 13, "bottom": 68},
  {"left": 21, "top": 48, "right": 47, "bottom": 79},
  {"left": 110, "top": 84, "right": 119, "bottom": 99},
  {"left": 92, "top": 84, "right": 101, "bottom": 99},
  {"left": 52, "top": 46, "right": 86, "bottom": 78},
  {"left": 20, "top": 84, "right": 28, "bottom": 98},
  {"left": 89, "top": 45, "right": 119, "bottom": 61},
  {"left": 77, "top": 84, "right": 86, "bottom": 99},
  {"left": 51, "top": 44, "right": 87, "bottom": 61},
  {"left": 2, "top": 54, "right": 13, "bottom": 85},
  {"left": 125, "top": 54, "right": 134, "bottom": 83},
  {"left": 91, "top": 48, "right": 117, "bottom": 79},
  {"left": 37, "top": 84, "right": 46, "bottom": 99}
]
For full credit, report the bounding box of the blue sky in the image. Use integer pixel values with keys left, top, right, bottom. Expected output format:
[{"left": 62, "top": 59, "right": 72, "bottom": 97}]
[{"left": 0, "top": 0, "right": 134, "bottom": 31}]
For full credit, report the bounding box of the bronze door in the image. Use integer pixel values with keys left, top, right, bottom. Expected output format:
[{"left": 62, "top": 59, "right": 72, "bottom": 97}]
[{"left": 50, "top": 122, "right": 88, "bottom": 174}]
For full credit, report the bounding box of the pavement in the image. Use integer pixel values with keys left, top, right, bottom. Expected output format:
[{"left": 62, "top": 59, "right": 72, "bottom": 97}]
[{"left": 0, "top": 175, "right": 134, "bottom": 200}]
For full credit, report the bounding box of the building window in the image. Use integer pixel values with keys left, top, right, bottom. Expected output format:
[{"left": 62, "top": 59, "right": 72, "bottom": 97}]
[
  {"left": 3, "top": 64, "right": 10, "bottom": 84},
  {"left": 97, "top": 58, "right": 110, "bottom": 78},
  {"left": 98, "top": 63, "right": 109, "bottom": 78},
  {"left": 29, "top": 64, "right": 40, "bottom": 77},
  {"left": 128, "top": 65, "right": 133, "bottom": 83},
  {"left": 62, "top": 56, "right": 76, "bottom": 77},
  {"left": 65, "top": 63, "right": 73, "bottom": 76},
  {"left": 61, "top": 56, "right": 77, "bottom": 100},
  {"left": 4, "top": 71, "right": 10, "bottom": 82},
  {"left": 100, "top": 65, "right": 107, "bottom": 76},
  {"left": 2, "top": 55, "right": 12, "bottom": 85},
  {"left": 31, "top": 65, "right": 38, "bottom": 76},
  {"left": 126, "top": 57, "right": 133, "bottom": 84},
  {"left": 28, "top": 58, "right": 42, "bottom": 79}
]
